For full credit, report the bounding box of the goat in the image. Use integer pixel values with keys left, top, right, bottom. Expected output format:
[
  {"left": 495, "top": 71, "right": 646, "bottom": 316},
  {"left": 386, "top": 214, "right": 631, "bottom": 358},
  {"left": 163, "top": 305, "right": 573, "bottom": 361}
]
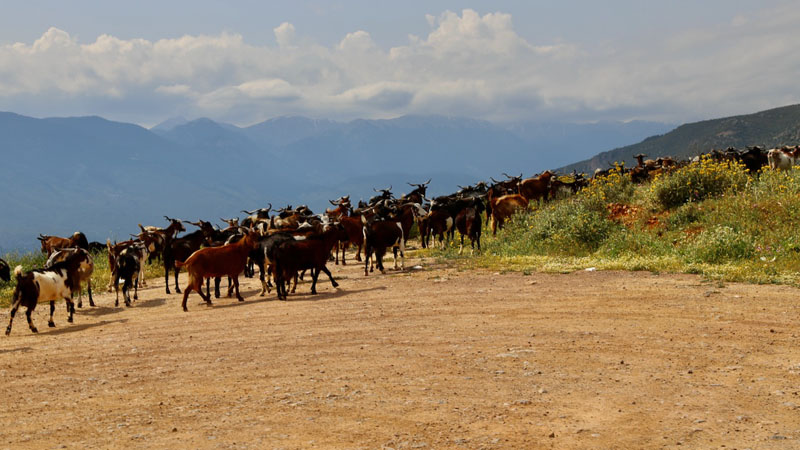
[
  {"left": 6, "top": 261, "right": 80, "bottom": 335},
  {"left": 174, "top": 229, "right": 260, "bottom": 311},
  {"left": 0, "top": 258, "right": 9, "bottom": 282},
  {"left": 37, "top": 231, "right": 89, "bottom": 257},
  {"left": 518, "top": 171, "right": 555, "bottom": 202},
  {"left": 767, "top": 146, "right": 800, "bottom": 171},
  {"left": 401, "top": 179, "right": 431, "bottom": 204},
  {"left": 362, "top": 215, "right": 405, "bottom": 276},
  {"left": 114, "top": 245, "right": 141, "bottom": 307},
  {"left": 272, "top": 224, "right": 343, "bottom": 300},
  {"left": 249, "top": 232, "right": 297, "bottom": 296},
  {"left": 45, "top": 248, "right": 94, "bottom": 308},
  {"left": 336, "top": 215, "right": 365, "bottom": 264},
  {"left": 425, "top": 209, "right": 454, "bottom": 249},
  {"left": 138, "top": 216, "right": 185, "bottom": 238},
  {"left": 488, "top": 193, "right": 529, "bottom": 235},
  {"left": 162, "top": 226, "right": 207, "bottom": 294},
  {"left": 368, "top": 186, "right": 394, "bottom": 206},
  {"left": 738, "top": 146, "right": 768, "bottom": 173},
  {"left": 455, "top": 206, "right": 482, "bottom": 255},
  {"left": 87, "top": 241, "right": 106, "bottom": 253},
  {"left": 106, "top": 239, "right": 136, "bottom": 292}
]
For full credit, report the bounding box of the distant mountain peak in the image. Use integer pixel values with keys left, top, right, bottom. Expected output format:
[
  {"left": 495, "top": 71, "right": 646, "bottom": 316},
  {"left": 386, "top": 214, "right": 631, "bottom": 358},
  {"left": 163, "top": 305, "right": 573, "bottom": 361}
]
[{"left": 150, "top": 116, "right": 189, "bottom": 133}]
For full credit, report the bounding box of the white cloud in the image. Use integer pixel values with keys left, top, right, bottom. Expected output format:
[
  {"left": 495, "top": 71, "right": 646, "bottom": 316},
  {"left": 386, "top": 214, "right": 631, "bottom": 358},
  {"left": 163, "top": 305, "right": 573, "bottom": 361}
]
[
  {"left": 0, "top": 7, "right": 799, "bottom": 125},
  {"left": 274, "top": 22, "right": 296, "bottom": 47}
]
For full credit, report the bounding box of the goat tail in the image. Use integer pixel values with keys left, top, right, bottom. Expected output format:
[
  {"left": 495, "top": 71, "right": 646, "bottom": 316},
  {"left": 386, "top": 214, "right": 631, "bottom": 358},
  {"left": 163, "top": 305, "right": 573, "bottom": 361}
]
[
  {"left": 174, "top": 260, "right": 186, "bottom": 268},
  {"left": 13, "top": 265, "right": 23, "bottom": 278}
]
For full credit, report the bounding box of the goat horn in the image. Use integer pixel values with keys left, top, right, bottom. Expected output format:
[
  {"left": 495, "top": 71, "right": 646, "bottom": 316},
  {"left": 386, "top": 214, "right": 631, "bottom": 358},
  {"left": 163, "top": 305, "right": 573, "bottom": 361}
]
[
  {"left": 329, "top": 199, "right": 339, "bottom": 205},
  {"left": 373, "top": 187, "right": 380, "bottom": 192},
  {"left": 490, "top": 176, "right": 501, "bottom": 183},
  {"left": 241, "top": 209, "right": 255, "bottom": 215},
  {"left": 265, "top": 203, "right": 272, "bottom": 213},
  {"left": 423, "top": 178, "right": 431, "bottom": 185}
]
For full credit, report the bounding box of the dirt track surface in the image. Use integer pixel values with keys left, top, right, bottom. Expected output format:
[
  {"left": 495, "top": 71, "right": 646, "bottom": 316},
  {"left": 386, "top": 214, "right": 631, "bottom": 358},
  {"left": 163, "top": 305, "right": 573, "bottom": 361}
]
[{"left": 1, "top": 258, "right": 800, "bottom": 449}]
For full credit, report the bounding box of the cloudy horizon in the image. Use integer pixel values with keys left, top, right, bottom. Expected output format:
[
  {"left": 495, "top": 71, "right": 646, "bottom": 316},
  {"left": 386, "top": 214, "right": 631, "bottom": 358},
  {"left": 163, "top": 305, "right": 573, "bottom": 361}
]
[{"left": 0, "top": 1, "right": 797, "bottom": 127}]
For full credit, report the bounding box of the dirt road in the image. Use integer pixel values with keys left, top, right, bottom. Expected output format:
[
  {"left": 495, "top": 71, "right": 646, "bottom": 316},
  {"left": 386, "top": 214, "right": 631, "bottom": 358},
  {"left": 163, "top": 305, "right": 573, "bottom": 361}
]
[{"left": 0, "top": 257, "right": 799, "bottom": 449}]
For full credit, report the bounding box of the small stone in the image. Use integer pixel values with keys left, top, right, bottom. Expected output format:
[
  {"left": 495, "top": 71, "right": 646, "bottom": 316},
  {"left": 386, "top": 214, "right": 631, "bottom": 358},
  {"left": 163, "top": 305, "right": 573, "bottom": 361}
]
[
  {"left": 548, "top": 432, "right": 555, "bottom": 438},
  {"left": 172, "top": 428, "right": 177, "bottom": 433},
  {"left": 538, "top": 388, "right": 548, "bottom": 394}
]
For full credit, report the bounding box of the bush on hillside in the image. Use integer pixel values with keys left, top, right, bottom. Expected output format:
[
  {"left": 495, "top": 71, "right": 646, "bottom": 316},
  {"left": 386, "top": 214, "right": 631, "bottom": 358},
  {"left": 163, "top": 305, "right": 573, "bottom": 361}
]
[
  {"left": 650, "top": 157, "right": 748, "bottom": 209},
  {"left": 489, "top": 199, "right": 621, "bottom": 256},
  {"left": 581, "top": 165, "right": 635, "bottom": 211}
]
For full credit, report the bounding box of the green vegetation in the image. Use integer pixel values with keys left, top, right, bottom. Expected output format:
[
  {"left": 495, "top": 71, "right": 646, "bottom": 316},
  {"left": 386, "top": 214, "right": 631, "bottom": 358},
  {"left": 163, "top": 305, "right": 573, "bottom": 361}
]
[
  {"left": 430, "top": 159, "right": 800, "bottom": 285},
  {"left": 0, "top": 250, "right": 162, "bottom": 308}
]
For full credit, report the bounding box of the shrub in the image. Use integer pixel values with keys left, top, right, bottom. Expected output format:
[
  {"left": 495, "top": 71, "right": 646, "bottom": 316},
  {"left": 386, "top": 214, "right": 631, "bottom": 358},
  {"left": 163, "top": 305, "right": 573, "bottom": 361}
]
[
  {"left": 650, "top": 157, "right": 748, "bottom": 210},
  {"left": 488, "top": 199, "right": 621, "bottom": 256},
  {"left": 682, "top": 225, "right": 755, "bottom": 264},
  {"left": 580, "top": 165, "right": 635, "bottom": 211}
]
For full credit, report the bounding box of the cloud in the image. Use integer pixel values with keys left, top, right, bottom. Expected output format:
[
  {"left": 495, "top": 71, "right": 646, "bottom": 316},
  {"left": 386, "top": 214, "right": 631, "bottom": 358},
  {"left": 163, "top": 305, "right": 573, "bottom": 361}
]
[
  {"left": 0, "top": 7, "right": 799, "bottom": 125},
  {"left": 274, "top": 22, "right": 296, "bottom": 47}
]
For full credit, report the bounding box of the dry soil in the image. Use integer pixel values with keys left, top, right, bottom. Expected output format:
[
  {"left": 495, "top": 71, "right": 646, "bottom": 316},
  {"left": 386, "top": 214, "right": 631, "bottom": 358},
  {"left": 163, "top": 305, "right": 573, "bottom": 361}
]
[{"left": 1, "top": 257, "right": 799, "bottom": 449}]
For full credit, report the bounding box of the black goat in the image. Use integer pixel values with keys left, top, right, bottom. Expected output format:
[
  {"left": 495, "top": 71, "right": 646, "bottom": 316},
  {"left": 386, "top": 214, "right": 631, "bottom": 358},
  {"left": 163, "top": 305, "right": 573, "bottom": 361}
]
[{"left": 114, "top": 245, "right": 141, "bottom": 307}]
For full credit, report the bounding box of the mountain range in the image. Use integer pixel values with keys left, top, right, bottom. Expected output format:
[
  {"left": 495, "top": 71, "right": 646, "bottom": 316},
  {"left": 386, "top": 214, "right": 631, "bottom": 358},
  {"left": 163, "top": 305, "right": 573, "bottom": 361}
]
[{"left": 0, "top": 107, "right": 743, "bottom": 252}]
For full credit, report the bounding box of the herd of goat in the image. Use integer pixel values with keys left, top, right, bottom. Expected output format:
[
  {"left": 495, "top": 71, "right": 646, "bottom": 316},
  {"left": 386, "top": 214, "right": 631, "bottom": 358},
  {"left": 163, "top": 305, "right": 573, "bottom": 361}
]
[{"left": 2, "top": 144, "right": 798, "bottom": 335}]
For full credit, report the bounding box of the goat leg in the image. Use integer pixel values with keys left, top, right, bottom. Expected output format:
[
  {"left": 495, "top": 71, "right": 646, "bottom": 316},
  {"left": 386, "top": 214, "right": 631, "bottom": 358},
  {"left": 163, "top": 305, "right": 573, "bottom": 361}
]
[
  {"left": 310, "top": 268, "right": 319, "bottom": 294},
  {"left": 88, "top": 279, "right": 95, "bottom": 307},
  {"left": 26, "top": 308, "right": 38, "bottom": 334},
  {"left": 233, "top": 277, "right": 243, "bottom": 302},
  {"left": 6, "top": 298, "right": 22, "bottom": 336},
  {"left": 174, "top": 268, "right": 181, "bottom": 294},
  {"left": 67, "top": 299, "right": 75, "bottom": 323},
  {"left": 319, "top": 265, "right": 338, "bottom": 289},
  {"left": 164, "top": 265, "right": 171, "bottom": 295},
  {"left": 48, "top": 301, "right": 56, "bottom": 327}
]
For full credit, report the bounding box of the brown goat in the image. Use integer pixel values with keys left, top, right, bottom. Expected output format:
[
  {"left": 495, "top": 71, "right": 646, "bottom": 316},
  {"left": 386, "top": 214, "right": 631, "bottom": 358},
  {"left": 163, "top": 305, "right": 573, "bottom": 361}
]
[
  {"left": 518, "top": 170, "right": 554, "bottom": 203},
  {"left": 175, "top": 229, "right": 260, "bottom": 311},
  {"left": 335, "top": 215, "right": 364, "bottom": 264},
  {"left": 489, "top": 194, "right": 529, "bottom": 235},
  {"left": 37, "top": 232, "right": 89, "bottom": 257}
]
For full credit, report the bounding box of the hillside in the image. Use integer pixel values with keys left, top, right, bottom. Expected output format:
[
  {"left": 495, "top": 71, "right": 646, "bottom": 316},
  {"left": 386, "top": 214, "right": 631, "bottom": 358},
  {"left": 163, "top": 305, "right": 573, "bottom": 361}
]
[{"left": 560, "top": 103, "right": 800, "bottom": 173}]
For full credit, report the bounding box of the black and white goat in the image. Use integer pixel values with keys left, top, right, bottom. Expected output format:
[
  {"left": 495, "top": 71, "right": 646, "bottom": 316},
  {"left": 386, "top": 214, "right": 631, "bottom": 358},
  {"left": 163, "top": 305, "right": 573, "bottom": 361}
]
[
  {"left": 45, "top": 248, "right": 94, "bottom": 307},
  {"left": 114, "top": 245, "right": 142, "bottom": 307},
  {"left": 6, "top": 261, "right": 80, "bottom": 335}
]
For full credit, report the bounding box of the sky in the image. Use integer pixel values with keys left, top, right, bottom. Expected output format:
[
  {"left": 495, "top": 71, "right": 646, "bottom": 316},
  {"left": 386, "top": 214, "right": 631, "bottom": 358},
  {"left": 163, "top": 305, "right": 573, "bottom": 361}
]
[{"left": 0, "top": 0, "right": 797, "bottom": 127}]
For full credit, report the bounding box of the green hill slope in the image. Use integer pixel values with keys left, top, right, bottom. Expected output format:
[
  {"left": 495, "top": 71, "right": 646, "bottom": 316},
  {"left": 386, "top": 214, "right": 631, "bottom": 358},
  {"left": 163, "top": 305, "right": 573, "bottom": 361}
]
[{"left": 560, "top": 103, "right": 800, "bottom": 173}]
